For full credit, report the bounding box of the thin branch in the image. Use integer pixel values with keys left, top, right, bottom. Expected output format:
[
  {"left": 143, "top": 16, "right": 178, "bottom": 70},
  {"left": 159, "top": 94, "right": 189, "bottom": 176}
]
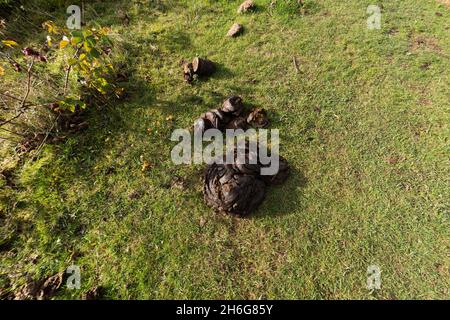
[
  {"left": 0, "top": 135, "right": 20, "bottom": 143},
  {"left": 31, "top": 114, "right": 60, "bottom": 161},
  {"left": 20, "top": 58, "right": 35, "bottom": 109},
  {"left": 0, "top": 126, "right": 26, "bottom": 137},
  {"left": 64, "top": 45, "right": 82, "bottom": 95},
  {"left": 0, "top": 91, "right": 24, "bottom": 102},
  {"left": 0, "top": 112, "right": 25, "bottom": 127}
]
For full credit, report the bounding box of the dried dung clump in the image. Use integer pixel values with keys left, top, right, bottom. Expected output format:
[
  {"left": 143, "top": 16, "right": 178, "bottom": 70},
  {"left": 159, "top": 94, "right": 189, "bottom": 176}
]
[
  {"left": 183, "top": 57, "right": 216, "bottom": 83},
  {"left": 227, "top": 23, "right": 244, "bottom": 37},
  {"left": 194, "top": 96, "right": 245, "bottom": 134},
  {"left": 246, "top": 107, "right": 270, "bottom": 128},
  {"left": 194, "top": 96, "right": 272, "bottom": 134},
  {"left": 203, "top": 143, "right": 290, "bottom": 216},
  {"left": 238, "top": 0, "right": 256, "bottom": 13},
  {"left": 204, "top": 163, "right": 266, "bottom": 216}
]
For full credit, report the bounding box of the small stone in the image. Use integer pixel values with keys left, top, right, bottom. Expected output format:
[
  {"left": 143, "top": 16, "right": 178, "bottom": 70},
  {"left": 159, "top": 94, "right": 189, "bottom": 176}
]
[{"left": 227, "top": 23, "right": 244, "bottom": 37}]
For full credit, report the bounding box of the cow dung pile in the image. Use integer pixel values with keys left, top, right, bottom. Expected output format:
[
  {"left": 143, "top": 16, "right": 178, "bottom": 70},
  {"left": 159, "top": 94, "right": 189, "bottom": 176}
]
[
  {"left": 203, "top": 143, "right": 290, "bottom": 216},
  {"left": 193, "top": 96, "right": 290, "bottom": 216},
  {"left": 180, "top": 1, "right": 290, "bottom": 217}
]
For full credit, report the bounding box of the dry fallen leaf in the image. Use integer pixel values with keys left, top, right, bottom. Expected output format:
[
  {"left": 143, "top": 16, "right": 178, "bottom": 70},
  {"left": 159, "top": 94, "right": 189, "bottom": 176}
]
[{"left": 141, "top": 160, "right": 151, "bottom": 172}]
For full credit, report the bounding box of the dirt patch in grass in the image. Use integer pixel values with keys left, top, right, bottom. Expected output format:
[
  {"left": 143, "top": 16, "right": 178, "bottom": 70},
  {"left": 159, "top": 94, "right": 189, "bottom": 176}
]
[
  {"left": 436, "top": 0, "right": 450, "bottom": 8},
  {"left": 410, "top": 34, "right": 442, "bottom": 53}
]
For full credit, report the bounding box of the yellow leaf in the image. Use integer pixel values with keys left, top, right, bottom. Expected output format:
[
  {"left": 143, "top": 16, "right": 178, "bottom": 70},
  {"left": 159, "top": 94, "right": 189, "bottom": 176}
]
[
  {"left": 99, "top": 27, "right": 110, "bottom": 36},
  {"left": 115, "top": 87, "right": 125, "bottom": 98},
  {"left": 141, "top": 159, "right": 152, "bottom": 172},
  {"left": 42, "top": 21, "right": 58, "bottom": 34},
  {"left": 70, "top": 37, "right": 82, "bottom": 46},
  {"left": 139, "top": 155, "right": 152, "bottom": 172},
  {"left": 0, "top": 66, "right": 4, "bottom": 76},
  {"left": 59, "top": 40, "right": 69, "bottom": 49},
  {"left": 92, "top": 58, "right": 100, "bottom": 67},
  {"left": 2, "top": 39, "right": 18, "bottom": 48},
  {"left": 166, "top": 115, "right": 174, "bottom": 121}
]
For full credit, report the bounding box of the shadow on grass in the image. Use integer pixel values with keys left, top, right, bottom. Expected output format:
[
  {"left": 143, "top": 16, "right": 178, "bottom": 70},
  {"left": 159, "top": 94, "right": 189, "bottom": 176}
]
[
  {"left": 254, "top": 166, "right": 308, "bottom": 219},
  {"left": 194, "top": 63, "right": 236, "bottom": 84}
]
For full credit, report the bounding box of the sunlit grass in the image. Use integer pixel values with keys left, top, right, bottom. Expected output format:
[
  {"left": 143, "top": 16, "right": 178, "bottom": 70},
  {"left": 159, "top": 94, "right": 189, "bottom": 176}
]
[{"left": 0, "top": 0, "right": 448, "bottom": 299}]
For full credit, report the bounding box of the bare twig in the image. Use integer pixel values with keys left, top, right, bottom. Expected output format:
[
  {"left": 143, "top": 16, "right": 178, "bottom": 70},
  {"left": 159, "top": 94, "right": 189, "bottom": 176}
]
[
  {"left": 20, "top": 58, "right": 35, "bottom": 109},
  {"left": 0, "top": 94, "right": 10, "bottom": 109},
  {"left": 0, "top": 112, "right": 25, "bottom": 127},
  {"left": 0, "top": 92, "right": 22, "bottom": 102},
  {"left": 31, "top": 114, "right": 60, "bottom": 161},
  {"left": 0, "top": 135, "right": 20, "bottom": 142},
  {"left": 0, "top": 61, "right": 35, "bottom": 127},
  {"left": 0, "top": 52, "right": 61, "bottom": 93},
  {"left": 64, "top": 45, "right": 82, "bottom": 95},
  {"left": 0, "top": 126, "right": 26, "bottom": 137}
]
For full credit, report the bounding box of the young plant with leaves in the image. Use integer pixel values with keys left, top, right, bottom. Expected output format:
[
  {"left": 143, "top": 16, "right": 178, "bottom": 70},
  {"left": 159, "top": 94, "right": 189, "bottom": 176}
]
[{"left": 0, "top": 20, "right": 122, "bottom": 152}]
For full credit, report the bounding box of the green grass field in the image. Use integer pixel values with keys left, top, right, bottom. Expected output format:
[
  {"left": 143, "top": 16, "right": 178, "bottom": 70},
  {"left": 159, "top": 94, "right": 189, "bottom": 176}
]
[{"left": 0, "top": 0, "right": 449, "bottom": 299}]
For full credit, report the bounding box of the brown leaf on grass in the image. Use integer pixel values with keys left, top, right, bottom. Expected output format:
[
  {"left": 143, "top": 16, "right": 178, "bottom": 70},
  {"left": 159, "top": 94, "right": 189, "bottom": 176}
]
[
  {"left": 140, "top": 155, "right": 152, "bottom": 172},
  {"left": 82, "top": 286, "right": 103, "bottom": 300},
  {"left": 182, "top": 61, "right": 194, "bottom": 83},
  {"left": 128, "top": 190, "right": 141, "bottom": 200},
  {"left": 14, "top": 272, "right": 63, "bottom": 300},
  {"left": 37, "top": 272, "right": 64, "bottom": 300},
  {"left": 14, "top": 279, "right": 42, "bottom": 300},
  {"left": 171, "top": 175, "right": 187, "bottom": 190}
]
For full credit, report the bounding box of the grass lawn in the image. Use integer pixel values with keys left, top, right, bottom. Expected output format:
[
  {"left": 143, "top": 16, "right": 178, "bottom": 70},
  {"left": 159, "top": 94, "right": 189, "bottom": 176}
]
[{"left": 0, "top": 0, "right": 449, "bottom": 299}]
